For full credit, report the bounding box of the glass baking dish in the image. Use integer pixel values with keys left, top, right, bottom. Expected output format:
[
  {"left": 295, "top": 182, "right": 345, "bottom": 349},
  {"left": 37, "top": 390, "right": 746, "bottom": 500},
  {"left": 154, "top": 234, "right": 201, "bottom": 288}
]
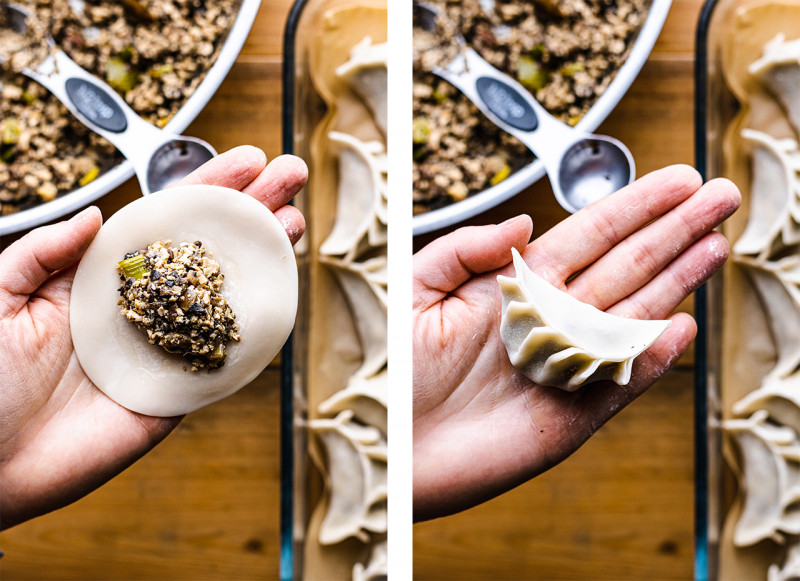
[
  {"left": 696, "top": 0, "right": 800, "bottom": 578},
  {"left": 282, "top": 1, "right": 387, "bottom": 579},
  {"left": 281, "top": 1, "right": 319, "bottom": 577}
]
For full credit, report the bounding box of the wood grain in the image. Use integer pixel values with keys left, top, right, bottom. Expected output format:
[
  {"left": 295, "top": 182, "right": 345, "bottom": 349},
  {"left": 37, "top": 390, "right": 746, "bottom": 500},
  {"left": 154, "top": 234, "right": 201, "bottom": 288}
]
[{"left": 1, "top": 370, "right": 283, "bottom": 581}]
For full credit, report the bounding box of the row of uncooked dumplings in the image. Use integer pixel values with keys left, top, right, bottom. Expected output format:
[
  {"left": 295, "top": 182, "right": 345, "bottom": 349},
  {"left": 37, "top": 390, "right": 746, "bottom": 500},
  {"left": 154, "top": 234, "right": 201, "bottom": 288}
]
[
  {"left": 722, "top": 33, "right": 800, "bottom": 581},
  {"left": 306, "top": 36, "right": 389, "bottom": 581}
]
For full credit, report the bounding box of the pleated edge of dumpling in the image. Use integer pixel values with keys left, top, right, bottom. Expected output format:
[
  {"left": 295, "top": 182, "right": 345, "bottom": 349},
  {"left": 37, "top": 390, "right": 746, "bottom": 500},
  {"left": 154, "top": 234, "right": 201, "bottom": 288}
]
[
  {"left": 335, "top": 36, "right": 388, "bottom": 79},
  {"left": 749, "top": 33, "right": 800, "bottom": 76}
]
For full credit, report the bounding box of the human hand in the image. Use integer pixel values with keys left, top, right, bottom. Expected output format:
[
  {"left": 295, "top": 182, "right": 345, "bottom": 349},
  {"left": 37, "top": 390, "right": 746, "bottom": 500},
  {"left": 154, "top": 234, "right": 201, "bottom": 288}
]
[
  {"left": 0, "top": 146, "right": 306, "bottom": 530},
  {"left": 413, "top": 165, "right": 740, "bottom": 521}
]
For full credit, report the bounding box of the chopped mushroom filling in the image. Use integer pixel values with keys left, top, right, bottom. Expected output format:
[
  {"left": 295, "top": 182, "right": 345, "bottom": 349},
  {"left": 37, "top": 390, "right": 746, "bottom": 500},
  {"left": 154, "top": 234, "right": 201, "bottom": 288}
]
[{"left": 117, "top": 240, "right": 240, "bottom": 371}]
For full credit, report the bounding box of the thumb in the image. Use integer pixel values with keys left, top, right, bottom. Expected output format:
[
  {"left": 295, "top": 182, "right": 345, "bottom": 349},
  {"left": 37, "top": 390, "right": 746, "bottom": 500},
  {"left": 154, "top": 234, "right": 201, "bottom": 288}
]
[
  {"left": 413, "top": 215, "right": 533, "bottom": 310},
  {"left": 0, "top": 207, "right": 102, "bottom": 315}
]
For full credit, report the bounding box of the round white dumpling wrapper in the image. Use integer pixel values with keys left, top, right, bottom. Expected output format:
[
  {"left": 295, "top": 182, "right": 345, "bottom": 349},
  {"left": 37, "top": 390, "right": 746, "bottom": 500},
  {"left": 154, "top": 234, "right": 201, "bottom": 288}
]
[{"left": 70, "top": 185, "right": 298, "bottom": 417}]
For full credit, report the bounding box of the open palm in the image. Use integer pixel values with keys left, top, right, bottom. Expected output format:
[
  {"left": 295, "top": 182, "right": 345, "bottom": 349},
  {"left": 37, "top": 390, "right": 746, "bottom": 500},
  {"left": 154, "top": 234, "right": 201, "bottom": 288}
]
[
  {"left": 0, "top": 147, "right": 306, "bottom": 530},
  {"left": 413, "top": 165, "right": 741, "bottom": 521}
]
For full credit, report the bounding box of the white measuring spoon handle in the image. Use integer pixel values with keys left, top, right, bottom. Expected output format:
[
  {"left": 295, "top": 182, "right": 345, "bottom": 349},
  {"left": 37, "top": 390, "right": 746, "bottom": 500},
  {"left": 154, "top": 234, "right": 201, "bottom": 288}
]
[
  {"left": 25, "top": 50, "right": 167, "bottom": 188},
  {"left": 437, "top": 48, "right": 579, "bottom": 173}
]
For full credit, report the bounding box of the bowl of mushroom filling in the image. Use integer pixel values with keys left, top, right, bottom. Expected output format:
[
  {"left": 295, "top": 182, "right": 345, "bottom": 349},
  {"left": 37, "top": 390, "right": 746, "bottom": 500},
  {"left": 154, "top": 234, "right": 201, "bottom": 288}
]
[
  {"left": 411, "top": 0, "right": 673, "bottom": 235},
  {"left": 0, "top": 0, "right": 261, "bottom": 235}
]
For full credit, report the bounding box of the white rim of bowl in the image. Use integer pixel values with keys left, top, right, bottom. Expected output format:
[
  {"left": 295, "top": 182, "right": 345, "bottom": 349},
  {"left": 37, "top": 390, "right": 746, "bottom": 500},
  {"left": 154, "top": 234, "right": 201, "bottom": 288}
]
[
  {"left": 0, "top": 0, "right": 263, "bottom": 236},
  {"left": 411, "top": 0, "right": 674, "bottom": 236}
]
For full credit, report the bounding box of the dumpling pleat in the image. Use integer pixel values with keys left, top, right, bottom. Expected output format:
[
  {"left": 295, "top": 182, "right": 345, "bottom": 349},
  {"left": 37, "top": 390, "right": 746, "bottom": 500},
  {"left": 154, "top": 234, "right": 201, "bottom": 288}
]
[{"left": 566, "top": 357, "right": 604, "bottom": 389}]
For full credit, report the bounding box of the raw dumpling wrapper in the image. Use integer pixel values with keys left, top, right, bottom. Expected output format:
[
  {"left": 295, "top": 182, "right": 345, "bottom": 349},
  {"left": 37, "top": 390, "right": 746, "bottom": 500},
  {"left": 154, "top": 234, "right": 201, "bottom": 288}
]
[
  {"left": 70, "top": 185, "right": 298, "bottom": 417},
  {"left": 498, "top": 248, "right": 671, "bottom": 390}
]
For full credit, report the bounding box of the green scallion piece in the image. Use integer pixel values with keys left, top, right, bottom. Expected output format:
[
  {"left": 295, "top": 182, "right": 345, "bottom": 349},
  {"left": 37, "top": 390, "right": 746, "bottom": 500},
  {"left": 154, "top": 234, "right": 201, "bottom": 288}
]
[
  {"left": 117, "top": 254, "right": 148, "bottom": 279},
  {"left": 106, "top": 57, "right": 139, "bottom": 92},
  {"left": 517, "top": 56, "right": 549, "bottom": 91},
  {"left": 1, "top": 118, "right": 21, "bottom": 145},
  {"left": 413, "top": 117, "right": 431, "bottom": 145},
  {"left": 560, "top": 62, "right": 585, "bottom": 77},
  {"left": 149, "top": 63, "right": 173, "bottom": 78},
  {"left": 490, "top": 164, "right": 511, "bottom": 186}
]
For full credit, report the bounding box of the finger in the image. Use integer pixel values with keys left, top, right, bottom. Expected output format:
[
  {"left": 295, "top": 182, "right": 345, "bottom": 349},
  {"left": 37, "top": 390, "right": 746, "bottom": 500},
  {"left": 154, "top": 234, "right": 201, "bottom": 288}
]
[
  {"left": 525, "top": 165, "right": 704, "bottom": 283},
  {"left": 566, "top": 177, "right": 740, "bottom": 309},
  {"left": 413, "top": 215, "right": 532, "bottom": 309},
  {"left": 241, "top": 155, "right": 309, "bottom": 212},
  {"left": 631, "top": 312, "right": 698, "bottom": 385},
  {"left": 274, "top": 205, "right": 306, "bottom": 246},
  {"left": 172, "top": 145, "right": 268, "bottom": 191},
  {"left": 606, "top": 231, "right": 729, "bottom": 319},
  {"left": 0, "top": 207, "right": 102, "bottom": 314}
]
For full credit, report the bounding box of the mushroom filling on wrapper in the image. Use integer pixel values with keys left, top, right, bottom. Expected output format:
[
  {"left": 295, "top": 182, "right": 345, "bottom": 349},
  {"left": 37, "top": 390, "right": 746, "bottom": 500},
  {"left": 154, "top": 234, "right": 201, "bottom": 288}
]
[{"left": 117, "top": 240, "right": 240, "bottom": 371}]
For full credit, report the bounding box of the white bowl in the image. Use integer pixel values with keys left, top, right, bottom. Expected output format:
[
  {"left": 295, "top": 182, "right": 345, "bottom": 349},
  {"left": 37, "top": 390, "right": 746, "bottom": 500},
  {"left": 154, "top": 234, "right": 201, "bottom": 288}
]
[
  {"left": 412, "top": 0, "right": 673, "bottom": 235},
  {"left": 0, "top": 0, "right": 262, "bottom": 236}
]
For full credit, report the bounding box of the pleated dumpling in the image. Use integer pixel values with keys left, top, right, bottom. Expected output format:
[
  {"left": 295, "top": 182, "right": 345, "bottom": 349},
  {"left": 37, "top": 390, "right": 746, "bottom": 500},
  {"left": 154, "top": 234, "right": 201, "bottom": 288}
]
[
  {"left": 750, "top": 33, "right": 800, "bottom": 136},
  {"left": 336, "top": 37, "right": 388, "bottom": 139},
  {"left": 735, "top": 256, "right": 800, "bottom": 382},
  {"left": 723, "top": 410, "right": 800, "bottom": 547},
  {"left": 498, "top": 248, "right": 671, "bottom": 390},
  {"left": 769, "top": 542, "right": 800, "bottom": 581},
  {"left": 319, "top": 132, "right": 387, "bottom": 260},
  {"left": 732, "top": 129, "right": 800, "bottom": 259},
  {"left": 310, "top": 410, "right": 387, "bottom": 545}
]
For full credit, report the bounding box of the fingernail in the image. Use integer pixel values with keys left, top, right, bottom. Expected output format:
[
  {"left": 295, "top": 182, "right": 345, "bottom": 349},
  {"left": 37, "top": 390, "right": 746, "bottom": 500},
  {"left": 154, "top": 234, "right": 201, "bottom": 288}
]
[
  {"left": 499, "top": 214, "right": 529, "bottom": 227},
  {"left": 69, "top": 206, "right": 98, "bottom": 223}
]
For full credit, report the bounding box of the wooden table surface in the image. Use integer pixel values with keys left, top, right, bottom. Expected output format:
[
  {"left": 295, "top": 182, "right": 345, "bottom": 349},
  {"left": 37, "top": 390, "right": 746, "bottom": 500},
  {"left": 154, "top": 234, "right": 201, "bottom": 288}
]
[
  {"left": 1, "top": 0, "right": 707, "bottom": 579},
  {"left": 413, "top": 0, "right": 706, "bottom": 579}
]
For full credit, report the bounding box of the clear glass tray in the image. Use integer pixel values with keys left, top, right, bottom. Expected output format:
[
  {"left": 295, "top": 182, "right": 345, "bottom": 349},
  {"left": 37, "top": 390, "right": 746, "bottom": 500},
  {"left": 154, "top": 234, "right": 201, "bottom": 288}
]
[
  {"left": 282, "top": 1, "right": 387, "bottom": 578},
  {"left": 696, "top": 0, "right": 800, "bottom": 577}
]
